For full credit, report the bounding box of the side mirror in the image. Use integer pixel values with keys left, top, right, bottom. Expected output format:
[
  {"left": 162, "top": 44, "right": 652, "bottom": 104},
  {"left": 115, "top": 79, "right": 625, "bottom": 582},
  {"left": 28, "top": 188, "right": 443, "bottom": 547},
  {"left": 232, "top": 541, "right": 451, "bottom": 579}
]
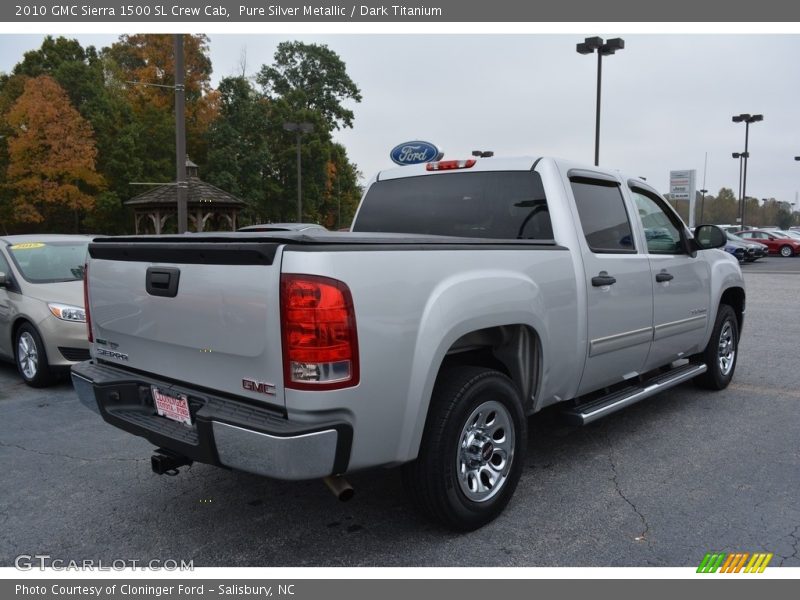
[
  {"left": 692, "top": 224, "right": 727, "bottom": 250},
  {"left": 0, "top": 271, "right": 7, "bottom": 287}
]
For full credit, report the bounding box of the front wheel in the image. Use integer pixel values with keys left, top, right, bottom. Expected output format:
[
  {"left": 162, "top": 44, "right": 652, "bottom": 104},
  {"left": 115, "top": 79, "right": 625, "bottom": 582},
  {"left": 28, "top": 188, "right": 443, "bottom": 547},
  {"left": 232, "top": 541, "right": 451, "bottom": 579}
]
[
  {"left": 15, "top": 323, "right": 56, "bottom": 387},
  {"left": 779, "top": 245, "right": 794, "bottom": 257},
  {"left": 402, "top": 366, "right": 527, "bottom": 531},
  {"left": 694, "top": 304, "right": 738, "bottom": 390}
]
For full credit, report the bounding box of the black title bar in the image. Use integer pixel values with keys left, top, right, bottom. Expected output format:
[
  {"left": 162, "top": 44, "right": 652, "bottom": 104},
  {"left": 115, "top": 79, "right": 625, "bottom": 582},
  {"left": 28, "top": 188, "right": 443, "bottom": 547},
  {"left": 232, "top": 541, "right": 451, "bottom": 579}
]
[{"left": 3, "top": 0, "right": 800, "bottom": 22}]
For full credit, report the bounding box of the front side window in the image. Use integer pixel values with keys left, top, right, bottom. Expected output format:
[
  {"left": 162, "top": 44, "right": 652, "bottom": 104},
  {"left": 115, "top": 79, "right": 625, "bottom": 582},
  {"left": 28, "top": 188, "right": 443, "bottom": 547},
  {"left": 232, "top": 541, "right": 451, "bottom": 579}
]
[
  {"left": 630, "top": 189, "right": 684, "bottom": 254},
  {"left": 570, "top": 178, "right": 635, "bottom": 253}
]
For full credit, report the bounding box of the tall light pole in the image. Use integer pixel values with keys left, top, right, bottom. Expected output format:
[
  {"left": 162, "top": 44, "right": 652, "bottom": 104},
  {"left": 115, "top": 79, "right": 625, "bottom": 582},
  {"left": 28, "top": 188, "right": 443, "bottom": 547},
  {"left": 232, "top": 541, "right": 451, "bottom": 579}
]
[
  {"left": 576, "top": 36, "right": 625, "bottom": 166},
  {"left": 732, "top": 151, "right": 747, "bottom": 226},
  {"left": 699, "top": 188, "right": 708, "bottom": 222},
  {"left": 174, "top": 34, "right": 187, "bottom": 233},
  {"left": 283, "top": 122, "right": 314, "bottom": 223},
  {"left": 732, "top": 113, "right": 763, "bottom": 230}
]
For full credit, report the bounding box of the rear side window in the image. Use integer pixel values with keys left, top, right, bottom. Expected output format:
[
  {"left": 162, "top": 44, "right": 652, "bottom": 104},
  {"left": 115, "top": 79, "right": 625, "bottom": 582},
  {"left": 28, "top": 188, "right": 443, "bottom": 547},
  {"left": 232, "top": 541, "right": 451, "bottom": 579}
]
[
  {"left": 570, "top": 178, "right": 635, "bottom": 253},
  {"left": 353, "top": 171, "right": 552, "bottom": 240}
]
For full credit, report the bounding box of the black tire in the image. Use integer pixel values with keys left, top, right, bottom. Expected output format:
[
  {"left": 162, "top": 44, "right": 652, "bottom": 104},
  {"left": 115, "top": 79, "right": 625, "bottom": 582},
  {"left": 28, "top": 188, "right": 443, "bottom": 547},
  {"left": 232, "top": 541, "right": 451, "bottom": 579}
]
[
  {"left": 15, "top": 322, "right": 56, "bottom": 387},
  {"left": 694, "top": 304, "right": 738, "bottom": 390},
  {"left": 779, "top": 245, "right": 793, "bottom": 257},
  {"left": 402, "top": 366, "right": 527, "bottom": 531}
]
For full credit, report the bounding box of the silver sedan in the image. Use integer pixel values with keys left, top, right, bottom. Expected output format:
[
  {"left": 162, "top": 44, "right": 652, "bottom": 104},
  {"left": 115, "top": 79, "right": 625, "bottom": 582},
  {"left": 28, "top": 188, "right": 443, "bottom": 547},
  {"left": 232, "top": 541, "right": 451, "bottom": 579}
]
[{"left": 0, "top": 235, "right": 93, "bottom": 386}]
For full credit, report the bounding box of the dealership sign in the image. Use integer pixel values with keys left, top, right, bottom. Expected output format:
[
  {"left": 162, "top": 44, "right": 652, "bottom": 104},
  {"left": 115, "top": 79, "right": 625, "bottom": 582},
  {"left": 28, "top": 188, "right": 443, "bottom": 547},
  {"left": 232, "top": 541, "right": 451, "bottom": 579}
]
[
  {"left": 669, "top": 169, "right": 696, "bottom": 201},
  {"left": 390, "top": 141, "right": 441, "bottom": 166},
  {"left": 670, "top": 169, "right": 697, "bottom": 227}
]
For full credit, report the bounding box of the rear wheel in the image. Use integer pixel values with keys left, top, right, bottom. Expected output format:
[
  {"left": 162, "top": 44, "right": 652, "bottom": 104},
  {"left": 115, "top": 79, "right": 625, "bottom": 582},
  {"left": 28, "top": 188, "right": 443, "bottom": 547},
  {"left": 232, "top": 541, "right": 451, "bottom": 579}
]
[
  {"left": 402, "top": 366, "right": 527, "bottom": 531},
  {"left": 15, "top": 323, "right": 56, "bottom": 387},
  {"left": 779, "top": 245, "right": 793, "bottom": 257},
  {"left": 694, "top": 304, "right": 738, "bottom": 390}
]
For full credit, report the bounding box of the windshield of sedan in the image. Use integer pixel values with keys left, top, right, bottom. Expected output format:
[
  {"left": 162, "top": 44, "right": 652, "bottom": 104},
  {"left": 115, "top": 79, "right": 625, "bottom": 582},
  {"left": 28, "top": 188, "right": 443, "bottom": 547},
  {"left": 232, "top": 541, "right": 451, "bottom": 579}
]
[{"left": 7, "top": 242, "right": 88, "bottom": 283}]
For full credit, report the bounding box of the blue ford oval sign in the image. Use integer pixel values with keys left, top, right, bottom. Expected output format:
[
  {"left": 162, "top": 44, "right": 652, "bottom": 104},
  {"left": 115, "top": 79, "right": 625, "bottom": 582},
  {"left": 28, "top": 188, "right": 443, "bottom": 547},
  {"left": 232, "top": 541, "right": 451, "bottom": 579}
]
[{"left": 390, "top": 141, "right": 440, "bottom": 166}]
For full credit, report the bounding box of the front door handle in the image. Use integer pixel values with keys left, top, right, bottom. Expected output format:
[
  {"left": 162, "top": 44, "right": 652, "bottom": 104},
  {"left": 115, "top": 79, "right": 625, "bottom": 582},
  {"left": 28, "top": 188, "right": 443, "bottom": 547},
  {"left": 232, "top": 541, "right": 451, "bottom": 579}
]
[
  {"left": 591, "top": 271, "right": 617, "bottom": 287},
  {"left": 655, "top": 272, "right": 674, "bottom": 283}
]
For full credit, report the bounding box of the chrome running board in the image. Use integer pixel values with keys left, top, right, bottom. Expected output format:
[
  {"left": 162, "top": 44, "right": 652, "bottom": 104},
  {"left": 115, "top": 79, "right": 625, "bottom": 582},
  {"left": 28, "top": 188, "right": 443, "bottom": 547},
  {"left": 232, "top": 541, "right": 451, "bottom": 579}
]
[{"left": 562, "top": 363, "right": 708, "bottom": 425}]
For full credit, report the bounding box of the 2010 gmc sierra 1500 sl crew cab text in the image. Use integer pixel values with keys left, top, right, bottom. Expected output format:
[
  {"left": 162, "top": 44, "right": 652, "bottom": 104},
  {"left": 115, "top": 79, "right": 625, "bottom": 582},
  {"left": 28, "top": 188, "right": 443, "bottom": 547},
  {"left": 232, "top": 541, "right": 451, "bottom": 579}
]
[{"left": 72, "top": 156, "right": 744, "bottom": 530}]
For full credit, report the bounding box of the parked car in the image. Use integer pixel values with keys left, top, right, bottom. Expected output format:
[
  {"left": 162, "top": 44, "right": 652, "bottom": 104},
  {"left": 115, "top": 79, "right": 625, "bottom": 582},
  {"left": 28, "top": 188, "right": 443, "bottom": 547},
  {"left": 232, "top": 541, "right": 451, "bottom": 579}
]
[
  {"left": 777, "top": 230, "right": 800, "bottom": 242},
  {"left": 723, "top": 238, "right": 748, "bottom": 263},
  {"left": 73, "top": 157, "right": 743, "bottom": 531},
  {"left": 726, "top": 231, "right": 767, "bottom": 261},
  {"left": 238, "top": 223, "right": 327, "bottom": 233},
  {"left": 738, "top": 229, "right": 800, "bottom": 257},
  {"left": 0, "top": 235, "right": 93, "bottom": 386}
]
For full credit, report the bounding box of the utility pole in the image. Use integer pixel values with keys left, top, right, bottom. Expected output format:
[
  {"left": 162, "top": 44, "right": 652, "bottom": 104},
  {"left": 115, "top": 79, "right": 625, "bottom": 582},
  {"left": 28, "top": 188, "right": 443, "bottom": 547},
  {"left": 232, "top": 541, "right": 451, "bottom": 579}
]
[
  {"left": 175, "top": 34, "right": 188, "bottom": 233},
  {"left": 282, "top": 122, "right": 314, "bottom": 222}
]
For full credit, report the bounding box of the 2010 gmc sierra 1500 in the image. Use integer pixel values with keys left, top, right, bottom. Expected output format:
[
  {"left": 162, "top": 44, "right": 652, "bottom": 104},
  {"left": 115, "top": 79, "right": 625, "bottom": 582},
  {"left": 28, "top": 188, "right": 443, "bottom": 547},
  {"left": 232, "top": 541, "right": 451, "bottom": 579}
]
[{"left": 72, "top": 156, "right": 744, "bottom": 530}]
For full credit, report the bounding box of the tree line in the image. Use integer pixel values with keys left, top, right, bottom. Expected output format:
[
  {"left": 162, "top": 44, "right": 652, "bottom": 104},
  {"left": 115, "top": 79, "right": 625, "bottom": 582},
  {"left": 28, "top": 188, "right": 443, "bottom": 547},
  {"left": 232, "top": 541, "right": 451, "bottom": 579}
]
[
  {"left": 670, "top": 187, "right": 798, "bottom": 230},
  {"left": 0, "top": 35, "right": 364, "bottom": 234}
]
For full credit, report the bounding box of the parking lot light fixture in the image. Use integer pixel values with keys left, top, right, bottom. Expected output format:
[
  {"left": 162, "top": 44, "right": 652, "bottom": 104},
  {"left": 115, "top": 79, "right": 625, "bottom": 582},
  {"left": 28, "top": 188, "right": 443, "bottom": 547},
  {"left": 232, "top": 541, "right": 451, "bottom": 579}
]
[
  {"left": 576, "top": 36, "right": 625, "bottom": 167},
  {"left": 700, "top": 188, "right": 708, "bottom": 222},
  {"left": 732, "top": 114, "right": 763, "bottom": 229}
]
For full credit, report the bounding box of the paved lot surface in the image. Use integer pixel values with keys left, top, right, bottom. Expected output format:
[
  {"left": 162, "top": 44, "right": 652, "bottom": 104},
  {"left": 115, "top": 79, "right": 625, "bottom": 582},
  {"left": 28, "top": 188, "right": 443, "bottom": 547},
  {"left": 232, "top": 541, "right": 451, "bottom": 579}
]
[{"left": 1, "top": 268, "right": 798, "bottom": 567}]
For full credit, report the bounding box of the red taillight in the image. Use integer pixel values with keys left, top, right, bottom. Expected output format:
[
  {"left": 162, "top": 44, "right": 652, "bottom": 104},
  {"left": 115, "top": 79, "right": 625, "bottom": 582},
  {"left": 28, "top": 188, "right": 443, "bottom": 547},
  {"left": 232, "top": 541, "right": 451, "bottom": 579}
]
[
  {"left": 426, "top": 159, "right": 476, "bottom": 171},
  {"left": 280, "top": 274, "right": 359, "bottom": 390},
  {"left": 83, "top": 263, "right": 93, "bottom": 343}
]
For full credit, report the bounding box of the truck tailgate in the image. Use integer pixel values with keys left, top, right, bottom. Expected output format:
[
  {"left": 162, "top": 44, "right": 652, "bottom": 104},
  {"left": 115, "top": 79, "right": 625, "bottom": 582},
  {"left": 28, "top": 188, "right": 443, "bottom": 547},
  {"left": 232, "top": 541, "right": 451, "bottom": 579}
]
[{"left": 87, "top": 240, "right": 285, "bottom": 409}]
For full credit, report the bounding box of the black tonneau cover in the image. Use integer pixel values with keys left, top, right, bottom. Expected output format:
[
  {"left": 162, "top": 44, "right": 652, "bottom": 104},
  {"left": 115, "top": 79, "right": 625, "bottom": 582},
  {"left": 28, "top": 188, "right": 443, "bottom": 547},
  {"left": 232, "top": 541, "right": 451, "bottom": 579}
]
[{"left": 89, "top": 231, "right": 562, "bottom": 264}]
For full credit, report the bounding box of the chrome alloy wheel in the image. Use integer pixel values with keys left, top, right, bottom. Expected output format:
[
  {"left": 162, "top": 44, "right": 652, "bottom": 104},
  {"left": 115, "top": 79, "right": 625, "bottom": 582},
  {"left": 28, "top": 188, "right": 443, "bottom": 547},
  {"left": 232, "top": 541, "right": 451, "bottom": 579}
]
[
  {"left": 17, "top": 331, "right": 39, "bottom": 380},
  {"left": 717, "top": 320, "right": 735, "bottom": 377},
  {"left": 457, "top": 400, "right": 515, "bottom": 503}
]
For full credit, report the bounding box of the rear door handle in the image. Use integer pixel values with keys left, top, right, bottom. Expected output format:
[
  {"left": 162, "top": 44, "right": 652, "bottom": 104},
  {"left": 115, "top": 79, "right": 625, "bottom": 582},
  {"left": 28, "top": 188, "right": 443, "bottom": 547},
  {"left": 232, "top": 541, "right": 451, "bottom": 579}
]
[
  {"left": 591, "top": 271, "right": 617, "bottom": 287},
  {"left": 655, "top": 272, "right": 674, "bottom": 283}
]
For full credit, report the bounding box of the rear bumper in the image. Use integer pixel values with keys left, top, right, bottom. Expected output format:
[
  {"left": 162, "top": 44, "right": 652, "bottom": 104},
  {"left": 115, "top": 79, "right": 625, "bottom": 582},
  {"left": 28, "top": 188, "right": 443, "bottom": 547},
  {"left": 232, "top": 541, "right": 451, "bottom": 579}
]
[{"left": 71, "top": 361, "right": 352, "bottom": 480}]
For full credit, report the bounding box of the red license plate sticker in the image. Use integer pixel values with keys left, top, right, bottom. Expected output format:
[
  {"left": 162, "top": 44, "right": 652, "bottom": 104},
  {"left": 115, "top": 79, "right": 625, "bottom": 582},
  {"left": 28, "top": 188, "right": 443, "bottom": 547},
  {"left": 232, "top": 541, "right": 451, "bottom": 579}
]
[{"left": 151, "top": 386, "right": 192, "bottom": 426}]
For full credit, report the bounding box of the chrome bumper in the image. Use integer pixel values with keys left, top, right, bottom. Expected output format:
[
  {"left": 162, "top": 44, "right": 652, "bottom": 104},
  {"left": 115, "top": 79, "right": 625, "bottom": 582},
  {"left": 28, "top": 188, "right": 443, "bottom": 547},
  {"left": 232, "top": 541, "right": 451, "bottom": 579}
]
[{"left": 71, "top": 361, "right": 350, "bottom": 480}]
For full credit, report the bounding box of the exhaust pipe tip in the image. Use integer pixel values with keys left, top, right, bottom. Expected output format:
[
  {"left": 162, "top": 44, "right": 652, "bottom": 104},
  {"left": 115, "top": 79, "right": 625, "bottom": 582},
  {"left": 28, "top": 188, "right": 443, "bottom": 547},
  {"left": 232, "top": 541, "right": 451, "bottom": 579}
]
[{"left": 323, "top": 475, "right": 354, "bottom": 502}]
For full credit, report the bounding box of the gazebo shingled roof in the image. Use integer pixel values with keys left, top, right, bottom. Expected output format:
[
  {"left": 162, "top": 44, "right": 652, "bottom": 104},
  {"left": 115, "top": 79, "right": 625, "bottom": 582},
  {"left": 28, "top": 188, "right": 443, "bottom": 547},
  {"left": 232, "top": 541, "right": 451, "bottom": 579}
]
[{"left": 124, "top": 158, "right": 246, "bottom": 233}]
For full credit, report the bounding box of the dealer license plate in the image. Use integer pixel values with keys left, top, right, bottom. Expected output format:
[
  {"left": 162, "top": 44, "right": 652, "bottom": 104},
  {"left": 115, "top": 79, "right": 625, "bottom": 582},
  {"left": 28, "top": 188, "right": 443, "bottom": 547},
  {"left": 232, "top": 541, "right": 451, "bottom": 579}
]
[{"left": 151, "top": 386, "right": 192, "bottom": 426}]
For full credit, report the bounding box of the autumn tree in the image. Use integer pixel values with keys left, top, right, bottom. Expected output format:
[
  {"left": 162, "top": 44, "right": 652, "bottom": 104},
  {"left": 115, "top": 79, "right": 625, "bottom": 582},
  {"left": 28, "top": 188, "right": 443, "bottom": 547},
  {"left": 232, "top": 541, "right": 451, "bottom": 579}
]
[
  {"left": 4, "top": 75, "right": 103, "bottom": 230},
  {"left": 105, "top": 34, "right": 219, "bottom": 165},
  {"left": 8, "top": 36, "right": 141, "bottom": 233}
]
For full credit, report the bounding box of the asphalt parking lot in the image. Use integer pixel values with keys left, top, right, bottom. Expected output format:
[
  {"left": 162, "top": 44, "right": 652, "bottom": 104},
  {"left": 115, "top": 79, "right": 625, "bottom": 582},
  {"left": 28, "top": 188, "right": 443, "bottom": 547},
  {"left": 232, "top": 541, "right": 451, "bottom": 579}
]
[{"left": 1, "top": 265, "right": 799, "bottom": 568}]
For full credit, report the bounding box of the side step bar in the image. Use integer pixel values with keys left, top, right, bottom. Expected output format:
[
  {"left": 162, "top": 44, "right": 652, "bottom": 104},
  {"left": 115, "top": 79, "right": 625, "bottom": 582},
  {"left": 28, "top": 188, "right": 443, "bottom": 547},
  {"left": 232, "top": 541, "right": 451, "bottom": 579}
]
[{"left": 562, "top": 363, "right": 707, "bottom": 425}]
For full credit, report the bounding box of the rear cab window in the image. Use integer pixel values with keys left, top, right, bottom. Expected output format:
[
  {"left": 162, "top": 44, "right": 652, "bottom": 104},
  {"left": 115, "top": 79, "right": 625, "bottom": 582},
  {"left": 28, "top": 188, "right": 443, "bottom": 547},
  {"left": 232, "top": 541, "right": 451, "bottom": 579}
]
[
  {"left": 569, "top": 176, "right": 636, "bottom": 253},
  {"left": 353, "top": 171, "right": 553, "bottom": 240}
]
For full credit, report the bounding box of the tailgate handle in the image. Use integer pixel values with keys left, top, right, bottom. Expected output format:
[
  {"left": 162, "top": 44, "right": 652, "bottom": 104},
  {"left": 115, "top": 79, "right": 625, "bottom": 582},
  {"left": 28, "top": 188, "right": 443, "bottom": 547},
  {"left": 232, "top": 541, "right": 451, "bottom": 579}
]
[{"left": 146, "top": 267, "right": 181, "bottom": 298}]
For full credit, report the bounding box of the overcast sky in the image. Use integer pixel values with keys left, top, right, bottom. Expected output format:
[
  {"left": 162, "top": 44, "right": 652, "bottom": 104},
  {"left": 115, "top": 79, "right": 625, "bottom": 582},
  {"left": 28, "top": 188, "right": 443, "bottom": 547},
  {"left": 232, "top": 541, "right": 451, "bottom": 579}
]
[{"left": 2, "top": 33, "right": 799, "bottom": 205}]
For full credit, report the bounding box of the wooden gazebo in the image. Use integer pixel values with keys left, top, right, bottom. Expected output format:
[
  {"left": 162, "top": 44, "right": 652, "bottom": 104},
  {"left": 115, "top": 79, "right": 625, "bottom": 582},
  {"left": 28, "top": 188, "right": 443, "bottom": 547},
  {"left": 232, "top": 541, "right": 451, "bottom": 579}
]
[{"left": 125, "top": 159, "right": 246, "bottom": 234}]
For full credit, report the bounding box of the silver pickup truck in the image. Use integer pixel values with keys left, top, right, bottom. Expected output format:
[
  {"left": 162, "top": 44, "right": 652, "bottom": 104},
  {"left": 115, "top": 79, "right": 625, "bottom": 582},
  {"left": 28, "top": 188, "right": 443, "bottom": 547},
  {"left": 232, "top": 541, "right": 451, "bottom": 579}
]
[{"left": 72, "top": 156, "right": 744, "bottom": 530}]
